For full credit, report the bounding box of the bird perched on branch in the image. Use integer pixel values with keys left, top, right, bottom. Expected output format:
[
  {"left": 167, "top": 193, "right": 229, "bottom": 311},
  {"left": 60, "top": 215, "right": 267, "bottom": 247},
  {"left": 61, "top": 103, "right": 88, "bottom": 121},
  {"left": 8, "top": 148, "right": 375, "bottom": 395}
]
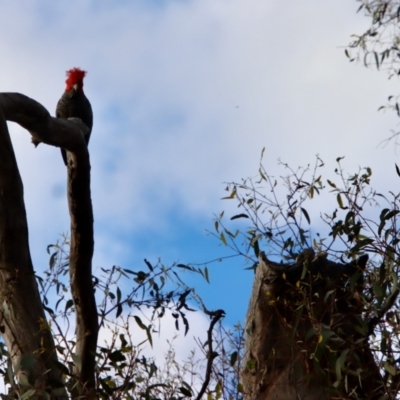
[{"left": 56, "top": 67, "right": 93, "bottom": 165}]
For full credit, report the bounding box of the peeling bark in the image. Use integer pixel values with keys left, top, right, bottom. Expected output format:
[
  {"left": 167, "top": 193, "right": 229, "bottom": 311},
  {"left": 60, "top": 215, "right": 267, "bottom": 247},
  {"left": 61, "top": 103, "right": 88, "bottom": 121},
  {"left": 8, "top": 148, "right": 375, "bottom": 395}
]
[{"left": 0, "top": 93, "right": 98, "bottom": 397}]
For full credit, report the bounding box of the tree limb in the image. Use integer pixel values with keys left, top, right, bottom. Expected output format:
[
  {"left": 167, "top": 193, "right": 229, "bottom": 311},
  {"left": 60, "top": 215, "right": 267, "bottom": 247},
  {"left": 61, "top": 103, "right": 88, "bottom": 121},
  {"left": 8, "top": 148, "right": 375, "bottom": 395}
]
[
  {"left": 0, "top": 98, "right": 67, "bottom": 398},
  {"left": 66, "top": 121, "right": 98, "bottom": 396},
  {"left": 0, "top": 92, "right": 89, "bottom": 152},
  {"left": 241, "top": 251, "right": 384, "bottom": 400},
  {"left": 0, "top": 92, "right": 98, "bottom": 396},
  {"left": 195, "top": 309, "right": 225, "bottom": 400}
]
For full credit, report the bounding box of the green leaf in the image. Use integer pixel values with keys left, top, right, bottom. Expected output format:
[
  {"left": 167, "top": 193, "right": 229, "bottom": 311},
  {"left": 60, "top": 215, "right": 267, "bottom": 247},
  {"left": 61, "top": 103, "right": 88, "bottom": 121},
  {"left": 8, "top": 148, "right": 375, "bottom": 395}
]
[
  {"left": 259, "top": 168, "right": 267, "bottom": 181},
  {"left": 374, "top": 51, "right": 380, "bottom": 69},
  {"left": 134, "top": 316, "right": 146, "bottom": 330},
  {"left": 54, "top": 360, "right": 69, "bottom": 375},
  {"left": 384, "top": 361, "right": 396, "bottom": 376},
  {"left": 374, "top": 281, "right": 385, "bottom": 303},
  {"left": 72, "top": 353, "right": 82, "bottom": 370},
  {"left": 176, "top": 264, "right": 192, "bottom": 271},
  {"left": 49, "top": 252, "right": 57, "bottom": 269},
  {"left": 380, "top": 337, "right": 387, "bottom": 353},
  {"left": 364, "top": 52, "right": 369, "bottom": 67},
  {"left": 65, "top": 299, "right": 74, "bottom": 312},
  {"left": 300, "top": 207, "right": 310, "bottom": 224},
  {"left": 317, "top": 329, "right": 336, "bottom": 350},
  {"left": 390, "top": 272, "right": 398, "bottom": 296},
  {"left": 19, "top": 374, "right": 30, "bottom": 387},
  {"left": 133, "top": 271, "right": 149, "bottom": 284},
  {"left": 122, "top": 268, "right": 136, "bottom": 275},
  {"left": 230, "top": 213, "right": 249, "bottom": 220},
  {"left": 204, "top": 266, "right": 210, "bottom": 283},
  {"left": 116, "top": 303, "right": 123, "bottom": 319},
  {"left": 99, "top": 377, "right": 116, "bottom": 395},
  {"left": 305, "top": 327, "right": 315, "bottom": 342},
  {"left": 182, "top": 381, "right": 193, "bottom": 391},
  {"left": 324, "top": 289, "right": 336, "bottom": 303},
  {"left": 335, "top": 349, "right": 349, "bottom": 382},
  {"left": 252, "top": 236, "right": 260, "bottom": 258},
  {"left": 109, "top": 350, "right": 126, "bottom": 363},
  {"left": 337, "top": 194, "right": 346, "bottom": 209},
  {"left": 146, "top": 327, "right": 153, "bottom": 348},
  {"left": 179, "top": 386, "right": 192, "bottom": 397},
  {"left": 220, "top": 232, "right": 227, "bottom": 246},
  {"left": 291, "top": 305, "right": 304, "bottom": 340},
  {"left": 222, "top": 188, "right": 237, "bottom": 199},
  {"left": 344, "top": 211, "right": 354, "bottom": 226},
  {"left": 144, "top": 259, "right": 153, "bottom": 271},
  {"left": 21, "top": 389, "right": 36, "bottom": 400},
  {"left": 396, "top": 163, "right": 400, "bottom": 177},
  {"left": 386, "top": 210, "right": 399, "bottom": 220},
  {"left": 20, "top": 354, "right": 38, "bottom": 373},
  {"left": 46, "top": 244, "right": 54, "bottom": 254},
  {"left": 181, "top": 313, "right": 190, "bottom": 336},
  {"left": 230, "top": 351, "right": 238, "bottom": 366}
]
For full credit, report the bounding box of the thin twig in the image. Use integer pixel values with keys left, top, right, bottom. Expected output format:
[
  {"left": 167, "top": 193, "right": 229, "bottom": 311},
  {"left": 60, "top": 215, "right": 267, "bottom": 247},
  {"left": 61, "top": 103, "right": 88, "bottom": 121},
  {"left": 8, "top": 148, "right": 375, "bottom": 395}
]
[{"left": 195, "top": 308, "right": 225, "bottom": 400}]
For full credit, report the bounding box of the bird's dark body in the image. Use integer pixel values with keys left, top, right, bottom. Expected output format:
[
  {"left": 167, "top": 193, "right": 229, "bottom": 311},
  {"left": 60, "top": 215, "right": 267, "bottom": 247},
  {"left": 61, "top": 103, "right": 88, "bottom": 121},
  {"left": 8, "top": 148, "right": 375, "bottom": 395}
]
[{"left": 56, "top": 84, "right": 93, "bottom": 165}]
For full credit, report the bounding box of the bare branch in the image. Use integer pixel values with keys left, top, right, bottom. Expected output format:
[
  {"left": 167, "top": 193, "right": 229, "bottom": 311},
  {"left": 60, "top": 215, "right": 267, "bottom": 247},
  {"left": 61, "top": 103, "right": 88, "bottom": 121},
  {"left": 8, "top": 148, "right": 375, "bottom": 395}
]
[
  {"left": 66, "top": 121, "right": 97, "bottom": 395},
  {"left": 241, "top": 251, "right": 383, "bottom": 400},
  {"left": 195, "top": 308, "right": 225, "bottom": 400},
  {"left": 0, "top": 92, "right": 89, "bottom": 152},
  {"left": 0, "top": 92, "right": 98, "bottom": 397},
  {"left": 0, "top": 100, "right": 67, "bottom": 398}
]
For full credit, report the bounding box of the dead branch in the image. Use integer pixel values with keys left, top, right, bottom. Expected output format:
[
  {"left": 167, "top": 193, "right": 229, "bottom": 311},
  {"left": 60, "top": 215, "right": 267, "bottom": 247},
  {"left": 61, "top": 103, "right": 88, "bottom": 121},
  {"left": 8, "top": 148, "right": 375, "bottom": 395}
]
[
  {"left": 196, "top": 308, "right": 225, "bottom": 400},
  {"left": 0, "top": 92, "right": 98, "bottom": 397},
  {"left": 241, "top": 250, "right": 383, "bottom": 400}
]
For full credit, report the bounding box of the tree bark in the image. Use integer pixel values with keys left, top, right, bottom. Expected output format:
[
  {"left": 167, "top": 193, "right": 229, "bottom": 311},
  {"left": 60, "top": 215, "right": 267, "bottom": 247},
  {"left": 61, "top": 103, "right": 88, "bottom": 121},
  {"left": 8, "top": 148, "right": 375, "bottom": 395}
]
[
  {"left": 66, "top": 126, "right": 98, "bottom": 396},
  {"left": 242, "top": 250, "right": 384, "bottom": 400},
  {"left": 0, "top": 93, "right": 98, "bottom": 397},
  {"left": 0, "top": 102, "right": 66, "bottom": 398}
]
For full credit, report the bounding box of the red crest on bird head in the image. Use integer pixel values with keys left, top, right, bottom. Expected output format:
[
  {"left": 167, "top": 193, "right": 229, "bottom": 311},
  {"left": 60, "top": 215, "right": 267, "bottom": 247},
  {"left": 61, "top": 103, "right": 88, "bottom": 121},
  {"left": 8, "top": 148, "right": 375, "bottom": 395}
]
[{"left": 65, "top": 67, "right": 87, "bottom": 92}]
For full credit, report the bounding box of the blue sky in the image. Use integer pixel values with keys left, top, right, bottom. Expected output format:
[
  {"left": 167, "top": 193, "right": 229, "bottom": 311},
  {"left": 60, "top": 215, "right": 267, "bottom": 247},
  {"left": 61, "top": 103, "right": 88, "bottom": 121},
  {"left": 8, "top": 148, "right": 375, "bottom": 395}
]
[{"left": 1, "top": 0, "right": 400, "bottom": 348}]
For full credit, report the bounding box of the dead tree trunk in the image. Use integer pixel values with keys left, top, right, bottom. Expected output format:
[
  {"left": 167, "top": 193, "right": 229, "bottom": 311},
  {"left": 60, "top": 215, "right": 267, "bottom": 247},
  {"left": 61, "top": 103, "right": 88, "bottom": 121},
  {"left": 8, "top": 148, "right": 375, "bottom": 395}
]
[
  {"left": 242, "top": 250, "right": 384, "bottom": 400},
  {"left": 66, "top": 122, "right": 97, "bottom": 395},
  {"left": 0, "top": 93, "right": 98, "bottom": 397}
]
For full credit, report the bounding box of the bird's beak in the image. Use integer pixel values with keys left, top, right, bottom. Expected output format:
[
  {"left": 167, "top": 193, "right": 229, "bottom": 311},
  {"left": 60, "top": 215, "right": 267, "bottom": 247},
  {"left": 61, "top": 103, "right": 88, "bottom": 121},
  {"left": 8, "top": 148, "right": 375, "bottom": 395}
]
[{"left": 72, "top": 83, "right": 79, "bottom": 91}]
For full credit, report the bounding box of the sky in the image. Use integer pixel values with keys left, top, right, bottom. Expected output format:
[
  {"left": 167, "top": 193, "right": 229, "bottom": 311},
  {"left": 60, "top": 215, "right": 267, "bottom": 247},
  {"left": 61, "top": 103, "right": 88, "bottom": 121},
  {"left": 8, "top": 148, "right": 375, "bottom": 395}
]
[{"left": 1, "top": 0, "right": 400, "bottom": 360}]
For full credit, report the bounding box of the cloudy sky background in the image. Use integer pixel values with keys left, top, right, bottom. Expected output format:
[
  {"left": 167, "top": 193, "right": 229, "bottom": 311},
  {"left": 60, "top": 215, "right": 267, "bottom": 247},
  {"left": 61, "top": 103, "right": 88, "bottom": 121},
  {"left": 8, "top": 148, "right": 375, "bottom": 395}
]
[{"left": 1, "top": 0, "right": 399, "bottom": 357}]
